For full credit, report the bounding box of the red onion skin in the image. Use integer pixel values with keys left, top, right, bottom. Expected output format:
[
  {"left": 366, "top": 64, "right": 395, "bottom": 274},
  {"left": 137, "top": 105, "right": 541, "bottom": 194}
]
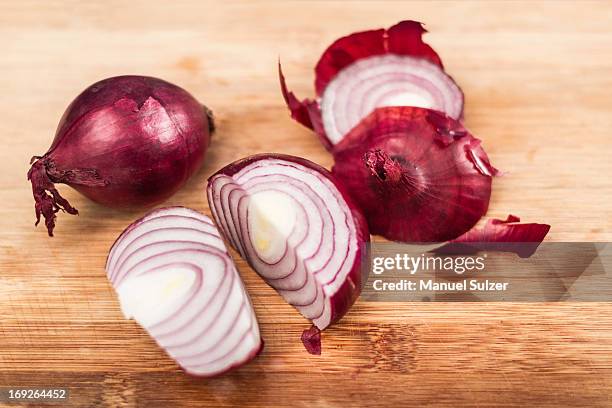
[
  {"left": 279, "top": 64, "right": 330, "bottom": 149},
  {"left": 437, "top": 215, "right": 551, "bottom": 258},
  {"left": 28, "top": 75, "right": 213, "bottom": 236},
  {"left": 208, "top": 153, "right": 370, "bottom": 328},
  {"left": 279, "top": 20, "right": 464, "bottom": 150},
  {"left": 301, "top": 325, "right": 322, "bottom": 355},
  {"left": 332, "top": 107, "right": 497, "bottom": 243}
]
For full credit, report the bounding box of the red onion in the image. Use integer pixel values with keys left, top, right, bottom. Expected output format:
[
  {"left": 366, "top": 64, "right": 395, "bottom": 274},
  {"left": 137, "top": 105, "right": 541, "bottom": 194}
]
[
  {"left": 28, "top": 76, "right": 213, "bottom": 236},
  {"left": 332, "top": 107, "right": 497, "bottom": 243},
  {"left": 301, "top": 325, "right": 322, "bottom": 355},
  {"left": 280, "top": 20, "right": 463, "bottom": 150},
  {"left": 207, "top": 154, "right": 370, "bottom": 330},
  {"left": 105, "top": 207, "right": 262, "bottom": 377},
  {"left": 438, "top": 215, "right": 551, "bottom": 257}
]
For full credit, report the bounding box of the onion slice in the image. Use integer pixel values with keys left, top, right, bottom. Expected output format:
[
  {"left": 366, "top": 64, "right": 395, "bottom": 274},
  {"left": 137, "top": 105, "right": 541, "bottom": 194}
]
[
  {"left": 280, "top": 20, "right": 464, "bottom": 149},
  {"left": 207, "top": 154, "right": 369, "bottom": 330},
  {"left": 437, "top": 215, "right": 551, "bottom": 258},
  {"left": 105, "top": 207, "right": 262, "bottom": 377},
  {"left": 332, "top": 107, "right": 497, "bottom": 243}
]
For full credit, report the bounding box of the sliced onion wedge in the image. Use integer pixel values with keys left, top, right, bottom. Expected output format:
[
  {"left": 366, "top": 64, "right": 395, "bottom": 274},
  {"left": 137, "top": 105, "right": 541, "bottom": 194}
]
[
  {"left": 280, "top": 20, "right": 464, "bottom": 149},
  {"left": 207, "top": 154, "right": 370, "bottom": 330},
  {"left": 105, "top": 206, "right": 262, "bottom": 377}
]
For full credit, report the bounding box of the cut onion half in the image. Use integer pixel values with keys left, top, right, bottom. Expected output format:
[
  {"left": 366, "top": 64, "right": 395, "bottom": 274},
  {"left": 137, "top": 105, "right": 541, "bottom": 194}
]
[
  {"left": 105, "top": 207, "right": 262, "bottom": 377},
  {"left": 207, "top": 154, "right": 369, "bottom": 330},
  {"left": 332, "top": 107, "right": 497, "bottom": 243},
  {"left": 279, "top": 20, "right": 464, "bottom": 150}
]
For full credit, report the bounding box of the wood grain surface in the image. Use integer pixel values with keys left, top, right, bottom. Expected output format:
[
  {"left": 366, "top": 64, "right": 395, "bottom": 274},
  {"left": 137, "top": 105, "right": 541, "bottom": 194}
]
[{"left": 1, "top": 1, "right": 612, "bottom": 407}]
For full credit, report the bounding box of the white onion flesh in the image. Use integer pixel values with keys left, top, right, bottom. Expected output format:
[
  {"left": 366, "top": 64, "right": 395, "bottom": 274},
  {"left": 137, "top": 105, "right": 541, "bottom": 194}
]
[
  {"left": 320, "top": 54, "right": 463, "bottom": 145},
  {"left": 106, "top": 207, "right": 262, "bottom": 377},
  {"left": 207, "top": 156, "right": 366, "bottom": 330}
]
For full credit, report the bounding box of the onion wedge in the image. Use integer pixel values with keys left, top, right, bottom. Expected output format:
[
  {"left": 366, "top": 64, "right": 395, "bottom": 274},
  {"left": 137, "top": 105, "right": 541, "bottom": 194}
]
[
  {"left": 207, "top": 154, "right": 369, "bottom": 330},
  {"left": 280, "top": 20, "right": 464, "bottom": 149},
  {"left": 106, "top": 207, "right": 262, "bottom": 377}
]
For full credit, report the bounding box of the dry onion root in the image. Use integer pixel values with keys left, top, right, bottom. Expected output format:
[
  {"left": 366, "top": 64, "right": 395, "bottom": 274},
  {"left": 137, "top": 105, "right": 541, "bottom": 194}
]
[
  {"left": 106, "top": 207, "right": 262, "bottom": 377},
  {"left": 207, "top": 154, "right": 370, "bottom": 331},
  {"left": 279, "top": 20, "right": 463, "bottom": 150}
]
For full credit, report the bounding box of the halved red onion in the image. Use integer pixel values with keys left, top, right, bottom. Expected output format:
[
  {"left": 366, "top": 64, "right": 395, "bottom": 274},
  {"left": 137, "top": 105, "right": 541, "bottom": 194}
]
[
  {"left": 280, "top": 20, "right": 463, "bottom": 149},
  {"left": 207, "top": 154, "right": 369, "bottom": 330},
  {"left": 332, "top": 107, "right": 497, "bottom": 243},
  {"left": 438, "top": 215, "right": 551, "bottom": 257},
  {"left": 105, "top": 207, "right": 262, "bottom": 377}
]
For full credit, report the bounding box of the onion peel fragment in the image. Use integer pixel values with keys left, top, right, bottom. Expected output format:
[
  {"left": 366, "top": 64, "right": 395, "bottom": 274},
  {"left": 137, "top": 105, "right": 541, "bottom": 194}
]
[
  {"left": 301, "top": 325, "right": 322, "bottom": 355},
  {"left": 438, "top": 215, "right": 551, "bottom": 258},
  {"left": 279, "top": 63, "right": 329, "bottom": 149}
]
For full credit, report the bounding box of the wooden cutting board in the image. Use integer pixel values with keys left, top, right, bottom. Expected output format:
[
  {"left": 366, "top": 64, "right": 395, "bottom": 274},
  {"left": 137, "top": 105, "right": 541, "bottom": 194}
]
[{"left": 1, "top": 1, "right": 611, "bottom": 406}]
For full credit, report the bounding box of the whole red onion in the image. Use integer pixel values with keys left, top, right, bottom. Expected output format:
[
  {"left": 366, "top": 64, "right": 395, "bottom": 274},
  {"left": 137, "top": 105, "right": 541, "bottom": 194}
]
[
  {"left": 28, "top": 75, "right": 213, "bottom": 236},
  {"left": 332, "top": 107, "right": 498, "bottom": 243}
]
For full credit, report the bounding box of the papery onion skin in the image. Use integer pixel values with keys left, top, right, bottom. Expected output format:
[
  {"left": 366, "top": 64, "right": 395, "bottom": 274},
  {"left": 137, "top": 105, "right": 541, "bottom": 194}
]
[
  {"left": 105, "top": 206, "right": 262, "bottom": 378},
  {"left": 437, "top": 215, "right": 551, "bottom": 258},
  {"left": 28, "top": 75, "right": 214, "bottom": 236},
  {"left": 332, "top": 107, "right": 497, "bottom": 243},
  {"left": 207, "top": 153, "right": 370, "bottom": 330},
  {"left": 279, "top": 20, "right": 464, "bottom": 150}
]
